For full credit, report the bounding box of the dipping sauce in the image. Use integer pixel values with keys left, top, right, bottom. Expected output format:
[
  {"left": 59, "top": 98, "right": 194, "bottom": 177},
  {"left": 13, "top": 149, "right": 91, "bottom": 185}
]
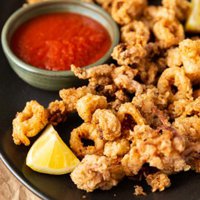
[{"left": 11, "top": 13, "right": 112, "bottom": 71}]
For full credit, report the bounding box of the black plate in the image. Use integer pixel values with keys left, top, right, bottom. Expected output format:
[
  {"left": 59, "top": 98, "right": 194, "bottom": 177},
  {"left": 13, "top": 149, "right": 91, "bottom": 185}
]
[{"left": 1, "top": 1, "right": 200, "bottom": 200}]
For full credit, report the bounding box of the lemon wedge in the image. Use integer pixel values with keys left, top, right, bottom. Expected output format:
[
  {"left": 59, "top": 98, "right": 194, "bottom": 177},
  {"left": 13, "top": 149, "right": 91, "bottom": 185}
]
[
  {"left": 185, "top": 0, "right": 200, "bottom": 33},
  {"left": 26, "top": 124, "right": 80, "bottom": 175}
]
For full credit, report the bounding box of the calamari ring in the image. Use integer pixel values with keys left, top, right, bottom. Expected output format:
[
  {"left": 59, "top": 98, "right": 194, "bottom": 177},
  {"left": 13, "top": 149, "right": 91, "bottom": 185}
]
[
  {"left": 117, "top": 103, "right": 146, "bottom": 131},
  {"left": 12, "top": 100, "right": 49, "bottom": 146},
  {"left": 76, "top": 94, "right": 108, "bottom": 122},
  {"left": 162, "top": 0, "right": 191, "bottom": 21},
  {"left": 121, "top": 20, "right": 150, "bottom": 46},
  {"left": 157, "top": 67, "right": 193, "bottom": 102},
  {"left": 111, "top": 43, "right": 147, "bottom": 66},
  {"left": 153, "top": 18, "right": 184, "bottom": 48},
  {"left": 92, "top": 109, "right": 121, "bottom": 141},
  {"left": 111, "top": 0, "right": 147, "bottom": 25},
  {"left": 70, "top": 123, "right": 104, "bottom": 158}
]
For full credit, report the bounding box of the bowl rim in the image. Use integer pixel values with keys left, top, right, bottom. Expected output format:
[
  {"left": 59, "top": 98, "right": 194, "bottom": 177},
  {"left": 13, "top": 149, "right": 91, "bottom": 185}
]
[{"left": 1, "top": 0, "right": 119, "bottom": 77}]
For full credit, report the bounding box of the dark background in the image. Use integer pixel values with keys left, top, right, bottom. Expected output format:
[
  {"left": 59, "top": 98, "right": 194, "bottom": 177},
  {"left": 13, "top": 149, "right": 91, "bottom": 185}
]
[{"left": 0, "top": 1, "right": 200, "bottom": 200}]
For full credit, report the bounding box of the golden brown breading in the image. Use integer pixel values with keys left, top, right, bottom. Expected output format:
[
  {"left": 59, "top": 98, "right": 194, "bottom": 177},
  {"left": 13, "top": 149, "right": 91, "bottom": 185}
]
[
  {"left": 135, "top": 59, "right": 159, "bottom": 85},
  {"left": 70, "top": 123, "right": 104, "bottom": 158},
  {"left": 132, "top": 86, "right": 169, "bottom": 128},
  {"left": 173, "top": 115, "right": 200, "bottom": 144},
  {"left": 179, "top": 39, "right": 200, "bottom": 84},
  {"left": 121, "top": 20, "right": 150, "bottom": 46},
  {"left": 166, "top": 47, "right": 182, "bottom": 68},
  {"left": 121, "top": 125, "right": 189, "bottom": 175},
  {"left": 59, "top": 86, "right": 94, "bottom": 112},
  {"left": 162, "top": 0, "right": 191, "bottom": 21},
  {"left": 112, "top": 43, "right": 147, "bottom": 66},
  {"left": 47, "top": 100, "right": 68, "bottom": 126},
  {"left": 76, "top": 94, "right": 108, "bottom": 122},
  {"left": 12, "top": 100, "right": 49, "bottom": 146},
  {"left": 70, "top": 155, "right": 125, "bottom": 192},
  {"left": 92, "top": 109, "right": 121, "bottom": 141},
  {"left": 111, "top": 0, "right": 147, "bottom": 25},
  {"left": 153, "top": 18, "right": 185, "bottom": 48},
  {"left": 12, "top": 0, "right": 200, "bottom": 194},
  {"left": 146, "top": 172, "right": 171, "bottom": 192},
  {"left": 134, "top": 185, "right": 146, "bottom": 196},
  {"left": 157, "top": 67, "right": 193, "bottom": 103},
  {"left": 103, "top": 138, "right": 130, "bottom": 158}
]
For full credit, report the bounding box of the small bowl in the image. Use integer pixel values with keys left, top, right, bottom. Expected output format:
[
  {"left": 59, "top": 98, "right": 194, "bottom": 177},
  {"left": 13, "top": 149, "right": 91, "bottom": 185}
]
[{"left": 1, "top": 0, "right": 119, "bottom": 91}]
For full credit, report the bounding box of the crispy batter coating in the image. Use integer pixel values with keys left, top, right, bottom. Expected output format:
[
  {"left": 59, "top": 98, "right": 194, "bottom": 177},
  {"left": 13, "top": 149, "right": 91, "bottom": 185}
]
[
  {"left": 179, "top": 39, "right": 200, "bottom": 84},
  {"left": 166, "top": 47, "right": 182, "bottom": 68},
  {"left": 103, "top": 139, "right": 130, "bottom": 158},
  {"left": 112, "top": 43, "right": 147, "bottom": 65},
  {"left": 136, "top": 60, "right": 159, "bottom": 85},
  {"left": 182, "top": 97, "right": 200, "bottom": 117},
  {"left": 168, "top": 99, "right": 191, "bottom": 119},
  {"left": 121, "top": 125, "right": 188, "bottom": 175},
  {"left": 173, "top": 115, "right": 200, "bottom": 144},
  {"left": 70, "top": 155, "right": 125, "bottom": 192},
  {"left": 111, "top": 65, "right": 138, "bottom": 80},
  {"left": 146, "top": 172, "right": 171, "bottom": 192},
  {"left": 71, "top": 64, "right": 114, "bottom": 80},
  {"left": 47, "top": 100, "right": 67, "bottom": 126},
  {"left": 162, "top": 0, "right": 191, "bottom": 21},
  {"left": 132, "top": 86, "right": 169, "bottom": 128},
  {"left": 71, "top": 64, "right": 114, "bottom": 92},
  {"left": 153, "top": 18, "right": 185, "bottom": 48},
  {"left": 112, "top": 66, "right": 144, "bottom": 95},
  {"left": 70, "top": 123, "right": 104, "bottom": 158},
  {"left": 12, "top": 0, "right": 200, "bottom": 194},
  {"left": 111, "top": 0, "right": 147, "bottom": 25},
  {"left": 59, "top": 86, "right": 94, "bottom": 112},
  {"left": 143, "top": 6, "right": 175, "bottom": 27},
  {"left": 118, "top": 103, "right": 146, "bottom": 127},
  {"left": 121, "top": 20, "right": 150, "bottom": 46},
  {"left": 12, "top": 100, "right": 48, "bottom": 146},
  {"left": 76, "top": 94, "right": 108, "bottom": 122},
  {"left": 157, "top": 67, "right": 193, "bottom": 103},
  {"left": 134, "top": 185, "right": 146, "bottom": 196},
  {"left": 92, "top": 109, "right": 121, "bottom": 141}
]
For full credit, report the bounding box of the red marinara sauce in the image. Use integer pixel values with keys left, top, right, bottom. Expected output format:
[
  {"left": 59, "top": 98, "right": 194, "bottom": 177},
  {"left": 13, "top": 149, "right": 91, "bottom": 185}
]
[{"left": 11, "top": 13, "right": 112, "bottom": 71}]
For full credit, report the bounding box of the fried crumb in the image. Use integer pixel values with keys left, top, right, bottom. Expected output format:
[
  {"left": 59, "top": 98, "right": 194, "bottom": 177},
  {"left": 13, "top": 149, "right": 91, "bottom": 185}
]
[
  {"left": 146, "top": 172, "right": 171, "bottom": 192},
  {"left": 134, "top": 185, "right": 147, "bottom": 196}
]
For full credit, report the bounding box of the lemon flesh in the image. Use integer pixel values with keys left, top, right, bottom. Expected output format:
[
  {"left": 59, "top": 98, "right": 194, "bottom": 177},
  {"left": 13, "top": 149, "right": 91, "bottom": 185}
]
[
  {"left": 26, "top": 124, "right": 80, "bottom": 175},
  {"left": 186, "top": 0, "right": 200, "bottom": 33}
]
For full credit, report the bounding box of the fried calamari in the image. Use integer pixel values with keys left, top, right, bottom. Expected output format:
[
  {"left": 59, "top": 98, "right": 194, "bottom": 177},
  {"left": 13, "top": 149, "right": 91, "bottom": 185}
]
[
  {"left": 12, "top": 100, "right": 48, "bottom": 146},
  {"left": 14, "top": 0, "right": 200, "bottom": 195}
]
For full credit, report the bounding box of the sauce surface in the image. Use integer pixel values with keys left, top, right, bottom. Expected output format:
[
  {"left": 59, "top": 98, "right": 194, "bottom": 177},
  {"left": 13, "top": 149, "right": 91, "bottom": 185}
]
[{"left": 11, "top": 13, "right": 111, "bottom": 71}]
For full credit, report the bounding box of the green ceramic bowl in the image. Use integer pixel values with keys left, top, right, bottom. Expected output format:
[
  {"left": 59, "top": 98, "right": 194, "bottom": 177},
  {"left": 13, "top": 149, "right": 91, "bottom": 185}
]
[{"left": 1, "top": 0, "right": 119, "bottom": 91}]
